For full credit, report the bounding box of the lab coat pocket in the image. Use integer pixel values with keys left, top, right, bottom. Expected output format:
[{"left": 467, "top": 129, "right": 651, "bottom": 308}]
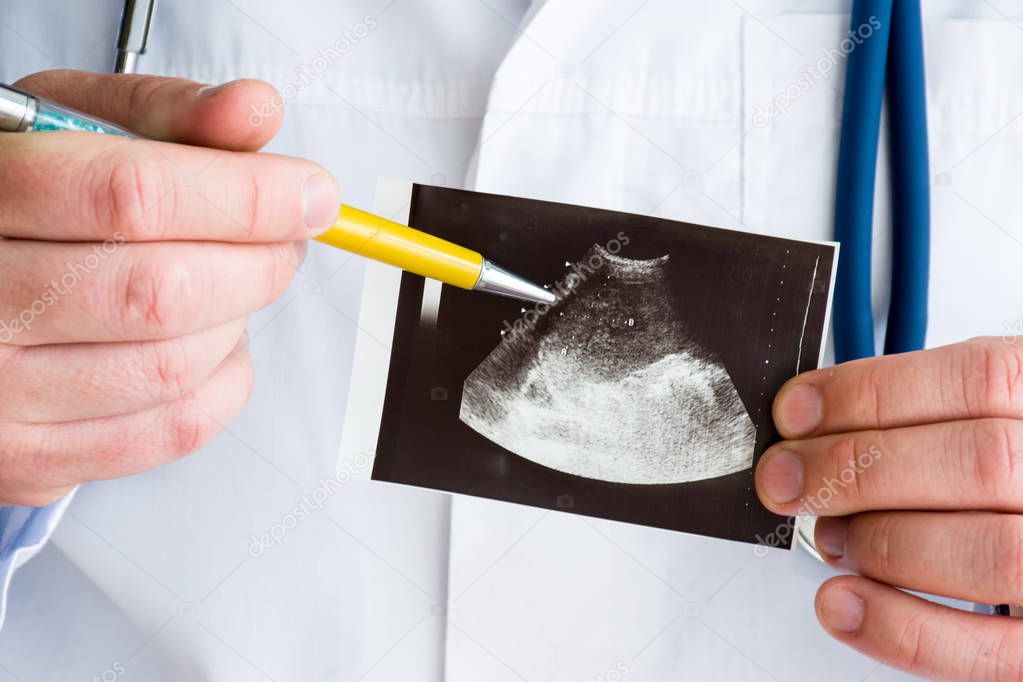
[
  {"left": 741, "top": 13, "right": 857, "bottom": 245},
  {"left": 742, "top": 12, "right": 896, "bottom": 356},
  {"left": 743, "top": 12, "right": 1023, "bottom": 346},
  {"left": 923, "top": 18, "right": 1023, "bottom": 344}
]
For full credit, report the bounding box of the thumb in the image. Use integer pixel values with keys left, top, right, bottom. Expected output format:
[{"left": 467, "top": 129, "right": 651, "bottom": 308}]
[{"left": 13, "top": 70, "right": 282, "bottom": 151}]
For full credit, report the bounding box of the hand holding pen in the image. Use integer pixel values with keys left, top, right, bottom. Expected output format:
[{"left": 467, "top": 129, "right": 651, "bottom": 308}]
[
  {"left": 1, "top": 80, "right": 553, "bottom": 305},
  {"left": 0, "top": 71, "right": 335, "bottom": 504}
]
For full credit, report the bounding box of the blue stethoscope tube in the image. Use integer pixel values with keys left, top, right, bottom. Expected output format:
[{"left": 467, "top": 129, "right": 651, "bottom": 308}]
[
  {"left": 830, "top": 0, "right": 1015, "bottom": 618},
  {"left": 884, "top": 0, "right": 930, "bottom": 355},
  {"left": 833, "top": 0, "right": 930, "bottom": 362}
]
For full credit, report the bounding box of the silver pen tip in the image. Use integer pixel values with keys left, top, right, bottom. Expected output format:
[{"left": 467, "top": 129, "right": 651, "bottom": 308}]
[{"left": 473, "top": 260, "right": 557, "bottom": 305}]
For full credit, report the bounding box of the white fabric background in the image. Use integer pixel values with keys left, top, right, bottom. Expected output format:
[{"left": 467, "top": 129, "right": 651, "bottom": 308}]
[{"left": 0, "top": 0, "right": 1021, "bottom": 680}]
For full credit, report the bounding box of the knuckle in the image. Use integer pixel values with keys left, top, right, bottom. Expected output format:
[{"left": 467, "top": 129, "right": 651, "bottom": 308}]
[
  {"left": 967, "top": 419, "right": 1023, "bottom": 507},
  {"left": 823, "top": 434, "right": 868, "bottom": 505},
  {"left": 160, "top": 347, "right": 252, "bottom": 460},
  {"left": 145, "top": 336, "right": 193, "bottom": 400},
  {"left": 854, "top": 361, "right": 887, "bottom": 429},
  {"left": 894, "top": 611, "right": 934, "bottom": 674},
  {"left": 125, "top": 77, "right": 163, "bottom": 117},
  {"left": 856, "top": 513, "right": 897, "bottom": 576},
  {"left": 165, "top": 401, "right": 214, "bottom": 458},
  {"left": 90, "top": 150, "right": 173, "bottom": 240},
  {"left": 241, "top": 168, "right": 264, "bottom": 237},
  {"left": 993, "top": 516, "right": 1023, "bottom": 602},
  {"left": 207, "top": 166, "right": 265, "bottom": 238},
  {"left": 966, "top": 338, "right": 1023, "bottom": 417},
  {"left": 120, "top": 257, "right": 201, "bottom": 336},
  {"left": 262, "top": 244, "right": 288, "bottom": 306}
]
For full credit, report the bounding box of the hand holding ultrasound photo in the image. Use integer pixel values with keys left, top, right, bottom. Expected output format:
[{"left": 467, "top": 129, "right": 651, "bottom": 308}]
[{"left": 339, "top": 181, "right": 837, "bottom": 548}]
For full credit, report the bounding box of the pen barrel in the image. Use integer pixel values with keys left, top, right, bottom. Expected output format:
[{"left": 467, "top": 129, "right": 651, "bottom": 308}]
[{"left": 316, "top": 205, "right": 483, "bottom": 289}]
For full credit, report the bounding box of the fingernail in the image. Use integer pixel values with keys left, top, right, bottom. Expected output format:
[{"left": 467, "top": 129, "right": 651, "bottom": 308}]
[
  {"left": 302, "top": 173, "right": 341, "bottom": 233},
  {"left": 818, "top": 587, "right": 864, "bottom": 633},
  {"left": 197, "top": 82, "right": 230, "bottom": 99},
  {"left": 815, "top": 516, "right": 850, "bottom": 559},
  {"left": 758, "top": 449, "right": 804, "bottom": 505},
  {"left": 776, "top": 384, "right": 822, "bottom": 436}
]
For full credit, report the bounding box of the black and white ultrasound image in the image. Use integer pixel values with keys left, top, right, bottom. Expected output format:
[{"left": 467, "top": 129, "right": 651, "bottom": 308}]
[{"left": 372, "top": 185, "right": 835, "bottom": 546}]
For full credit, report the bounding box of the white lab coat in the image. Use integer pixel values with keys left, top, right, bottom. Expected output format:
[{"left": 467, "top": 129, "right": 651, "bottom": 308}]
[{"left": 0, "top": 1, "right": 1021, "bottom": 680}]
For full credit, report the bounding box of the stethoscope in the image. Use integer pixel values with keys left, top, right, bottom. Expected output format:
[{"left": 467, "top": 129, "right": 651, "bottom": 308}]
[
  {"left": 821, "top": 0, "right": 1019, "bottom": 617},
  {"left": 833, "top": 0, "right": 930, "bottom": 363}
]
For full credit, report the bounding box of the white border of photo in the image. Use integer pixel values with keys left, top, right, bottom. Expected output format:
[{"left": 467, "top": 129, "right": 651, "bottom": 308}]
[{"left": 335, "top": 179, "right": 412, "bottom": 480}]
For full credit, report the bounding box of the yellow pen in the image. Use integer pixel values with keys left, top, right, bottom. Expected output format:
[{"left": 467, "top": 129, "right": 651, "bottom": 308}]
[
  {"left": 316, "top": 205, "right": 555, "bottom": 305},
  {"left": 0, "top": 82, "right": 555, "bottom": 305}
]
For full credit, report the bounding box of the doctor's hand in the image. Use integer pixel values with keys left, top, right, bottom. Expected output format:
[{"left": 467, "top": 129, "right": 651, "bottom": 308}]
[
  {"left": 756, "top": 337, "right": 1023, "bottom": 681},
  {"left": 0, "top": 71, "right": 340, "bottom": 506}
]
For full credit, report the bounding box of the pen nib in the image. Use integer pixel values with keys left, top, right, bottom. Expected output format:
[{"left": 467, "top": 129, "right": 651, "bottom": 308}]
[{"left": 473, "top": 260, "right": 556, "bottom": 305}]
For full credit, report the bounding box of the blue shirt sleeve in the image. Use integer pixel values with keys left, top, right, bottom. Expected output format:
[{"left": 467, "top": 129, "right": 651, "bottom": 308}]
[{"left": 0, "top": 490, "right": 75, "bottom": 626}]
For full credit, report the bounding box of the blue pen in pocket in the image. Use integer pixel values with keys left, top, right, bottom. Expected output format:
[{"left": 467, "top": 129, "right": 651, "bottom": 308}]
[{"left": 0, "top": 83, "right": 133, "bottom": 136}]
